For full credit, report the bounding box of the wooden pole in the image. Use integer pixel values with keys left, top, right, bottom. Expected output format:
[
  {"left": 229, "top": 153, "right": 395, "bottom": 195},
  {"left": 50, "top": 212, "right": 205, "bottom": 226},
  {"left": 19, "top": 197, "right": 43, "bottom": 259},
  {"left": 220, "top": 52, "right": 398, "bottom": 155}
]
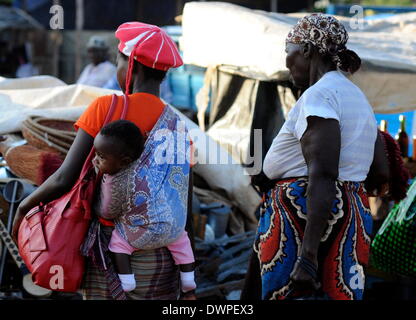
[
  {"left": 270, "top": 0, "right": 278, "bottom": 12},
  {"left": 51, "top": 0, "right": 62, "bottom": 78},
  {"left": 21, "top": 0, "right": 27, "bottom": 12},
  {"left": 308, "top": 0, "right": 314, "bottom": 11},
  {"left": 75, "top": 0, "right": 84, "bottom": 82},
  {"left": 176, "top": 0, "right": 184, "bottom": 16}
]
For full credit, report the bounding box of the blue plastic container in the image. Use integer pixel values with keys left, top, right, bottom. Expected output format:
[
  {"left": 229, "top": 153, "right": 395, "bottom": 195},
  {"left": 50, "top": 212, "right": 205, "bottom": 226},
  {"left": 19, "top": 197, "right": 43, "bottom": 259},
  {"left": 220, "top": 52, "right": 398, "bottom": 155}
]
[{"left": 169, "top": 69, "right": 192, "bottom": 108}]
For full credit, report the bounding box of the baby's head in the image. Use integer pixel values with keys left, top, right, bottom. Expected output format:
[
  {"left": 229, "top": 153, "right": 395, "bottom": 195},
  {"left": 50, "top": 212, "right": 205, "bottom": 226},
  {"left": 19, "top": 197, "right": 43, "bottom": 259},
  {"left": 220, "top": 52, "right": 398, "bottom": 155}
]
[{"left": 93, "top": 120, "right": 144, "bottom": 175}]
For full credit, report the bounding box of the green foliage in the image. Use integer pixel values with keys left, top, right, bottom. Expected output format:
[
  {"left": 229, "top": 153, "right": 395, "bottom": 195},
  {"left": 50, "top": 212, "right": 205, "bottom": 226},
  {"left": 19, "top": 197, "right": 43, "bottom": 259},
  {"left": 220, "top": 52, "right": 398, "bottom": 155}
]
[
  {"left": 330, "top": 0, "right": 415, "bottom": 5},
  {"left": 361, "top": 0, "right": 414, "bottom": 6}
]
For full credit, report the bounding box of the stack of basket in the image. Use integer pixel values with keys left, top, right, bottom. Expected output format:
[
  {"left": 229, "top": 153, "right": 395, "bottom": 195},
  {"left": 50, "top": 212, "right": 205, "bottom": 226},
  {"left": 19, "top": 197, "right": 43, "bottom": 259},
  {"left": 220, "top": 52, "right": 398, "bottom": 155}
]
[{"left": 21, "top": 116, "right": 76, "bottom": 155}]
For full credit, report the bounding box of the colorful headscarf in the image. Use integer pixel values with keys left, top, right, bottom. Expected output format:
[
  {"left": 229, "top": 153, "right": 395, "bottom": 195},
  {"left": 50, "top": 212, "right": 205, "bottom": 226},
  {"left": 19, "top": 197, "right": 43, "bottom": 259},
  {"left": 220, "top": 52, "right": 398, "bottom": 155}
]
[
  {"left": 115, "top": 22, "right": 183, "bottom": 94},
  {"left": 286, "top": 13, "right": 349, "bottom": 69}
]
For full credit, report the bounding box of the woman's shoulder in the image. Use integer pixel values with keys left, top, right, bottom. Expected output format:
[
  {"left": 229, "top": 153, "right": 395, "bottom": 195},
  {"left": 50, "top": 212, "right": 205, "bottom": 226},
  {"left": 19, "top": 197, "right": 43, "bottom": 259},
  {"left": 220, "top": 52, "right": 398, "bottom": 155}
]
[
  {"left": 86, "top": 94, "right": 120, "bottom": 116},
  {"left": 75, "top": 94, "right": 116, "bottom": 137},
  {"left": 130, "top": 92, "right": 164, "bottom": 106},
  {"left": 91, "top": 94, "right": 115, "bottom": 108}
]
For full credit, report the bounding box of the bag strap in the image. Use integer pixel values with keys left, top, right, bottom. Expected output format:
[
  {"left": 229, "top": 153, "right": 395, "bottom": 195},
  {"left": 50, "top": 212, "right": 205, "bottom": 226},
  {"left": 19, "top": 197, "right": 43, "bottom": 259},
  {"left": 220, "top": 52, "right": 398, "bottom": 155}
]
[
  {"left": 103, "top": 94, "right": 119, "bottom": 125},
  {"left": 397, "top": 179, "right": 416, "bottom": 222},
  {"left": 121, "top": 94, "right": 129, "bottom": 120},
  {"left": 79, "top": 94, "right": 124, "bottom": 178}
]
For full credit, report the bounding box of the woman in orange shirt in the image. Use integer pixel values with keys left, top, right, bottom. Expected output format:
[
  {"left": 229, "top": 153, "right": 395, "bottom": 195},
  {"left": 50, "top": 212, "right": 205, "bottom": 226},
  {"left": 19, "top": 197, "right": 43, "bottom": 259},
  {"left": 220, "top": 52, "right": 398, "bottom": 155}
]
[{"left": 13, "top": 22, "right": 194, "bottom": 300}]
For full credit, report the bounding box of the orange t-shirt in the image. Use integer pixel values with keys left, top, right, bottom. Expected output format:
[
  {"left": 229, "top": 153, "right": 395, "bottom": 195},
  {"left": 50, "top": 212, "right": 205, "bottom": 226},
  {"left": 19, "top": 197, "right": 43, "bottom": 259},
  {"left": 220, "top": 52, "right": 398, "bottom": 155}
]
[{"left": 75, "top": 93, "right": 165, "bottom": 138}]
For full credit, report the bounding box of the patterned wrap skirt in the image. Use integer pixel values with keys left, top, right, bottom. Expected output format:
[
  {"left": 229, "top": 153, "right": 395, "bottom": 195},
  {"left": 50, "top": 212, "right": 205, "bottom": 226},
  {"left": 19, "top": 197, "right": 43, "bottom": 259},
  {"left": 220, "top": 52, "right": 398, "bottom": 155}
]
[
  {"left": 82, "top": 225, "right": 179, "bottom": 300},
  {"left": 254, "top": 177, "right": 373, "bottom": 300}
]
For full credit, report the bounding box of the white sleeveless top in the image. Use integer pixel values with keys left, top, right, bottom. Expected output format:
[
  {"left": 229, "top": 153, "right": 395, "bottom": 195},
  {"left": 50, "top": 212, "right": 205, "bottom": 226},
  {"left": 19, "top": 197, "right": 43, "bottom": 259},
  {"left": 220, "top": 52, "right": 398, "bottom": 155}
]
[{"left": 263, "top": 71, "right": 377, "bottom": 182}]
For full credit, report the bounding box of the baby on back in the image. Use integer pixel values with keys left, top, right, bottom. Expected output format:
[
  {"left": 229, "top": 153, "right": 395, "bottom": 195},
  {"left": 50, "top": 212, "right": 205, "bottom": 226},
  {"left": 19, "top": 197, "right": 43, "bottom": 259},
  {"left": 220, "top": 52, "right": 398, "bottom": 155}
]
[{"left": 93, "top": 120, "right": 196, "bottom": 295}]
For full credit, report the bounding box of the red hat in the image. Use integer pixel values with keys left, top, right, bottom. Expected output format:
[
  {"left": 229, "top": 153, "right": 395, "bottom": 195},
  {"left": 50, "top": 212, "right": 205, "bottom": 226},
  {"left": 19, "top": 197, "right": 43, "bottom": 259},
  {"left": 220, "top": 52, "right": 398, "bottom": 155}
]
[{"left": 115, "top": 22, "right": 183, "bottom": 94}]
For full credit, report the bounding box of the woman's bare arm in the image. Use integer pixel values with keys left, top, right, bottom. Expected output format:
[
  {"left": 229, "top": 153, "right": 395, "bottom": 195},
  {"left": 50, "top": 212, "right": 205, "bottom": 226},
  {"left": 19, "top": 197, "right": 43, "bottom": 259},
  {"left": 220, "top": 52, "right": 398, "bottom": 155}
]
[
  {"left": 12, "top": 129, "right": 94, "bottom": 240},
  {"left": 290, "top": 116, "right": 340, "bottom": 289}
]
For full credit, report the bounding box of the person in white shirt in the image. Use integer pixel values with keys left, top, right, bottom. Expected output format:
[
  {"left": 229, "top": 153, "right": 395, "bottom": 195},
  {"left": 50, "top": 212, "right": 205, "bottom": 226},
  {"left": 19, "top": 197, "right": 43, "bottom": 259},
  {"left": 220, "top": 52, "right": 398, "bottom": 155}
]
[
  {"left": 77, "top": 36, "right": 116, "bottom": 88},
  {"left": 14, "top": 44, "right": 39, "bottom": 78},
  {"left": 249, "top": 14, "right": 388, "bottom": 301}
]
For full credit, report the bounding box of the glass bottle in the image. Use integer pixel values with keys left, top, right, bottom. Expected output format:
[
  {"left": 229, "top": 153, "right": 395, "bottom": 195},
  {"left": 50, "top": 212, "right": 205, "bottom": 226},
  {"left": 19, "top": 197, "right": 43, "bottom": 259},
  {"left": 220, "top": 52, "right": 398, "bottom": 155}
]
[
  {"left": 396, "top": 115, "right": 409, "bottom": 158},
  {"left": 380, "top": 120, "right": 388, "bottom": 132}
]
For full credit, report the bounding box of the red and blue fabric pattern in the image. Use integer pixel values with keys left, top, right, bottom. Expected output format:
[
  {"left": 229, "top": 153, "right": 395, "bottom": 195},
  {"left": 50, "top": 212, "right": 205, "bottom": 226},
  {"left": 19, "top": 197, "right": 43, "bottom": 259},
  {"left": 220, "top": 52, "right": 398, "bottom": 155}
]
[{"left": 254, "top": 177, "right": 373, "bottom": 300}]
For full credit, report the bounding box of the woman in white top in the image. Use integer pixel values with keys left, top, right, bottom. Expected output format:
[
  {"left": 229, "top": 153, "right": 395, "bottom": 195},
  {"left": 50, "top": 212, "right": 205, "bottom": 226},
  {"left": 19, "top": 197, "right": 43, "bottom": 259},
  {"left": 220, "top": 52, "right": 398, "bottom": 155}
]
[{"left": 250, "top": 14, "right": 387, "bottom": 300}]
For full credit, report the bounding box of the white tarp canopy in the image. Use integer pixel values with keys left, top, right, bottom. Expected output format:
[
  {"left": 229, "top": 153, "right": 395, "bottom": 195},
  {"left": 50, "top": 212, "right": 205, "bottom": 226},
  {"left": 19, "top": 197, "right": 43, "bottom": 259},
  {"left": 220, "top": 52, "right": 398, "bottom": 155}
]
[
  {"left": 0, "top": 76, "right": 118, "bottom": 134},
  {"left": 181, "top": 2, "right": 416, "bottom": 113}
]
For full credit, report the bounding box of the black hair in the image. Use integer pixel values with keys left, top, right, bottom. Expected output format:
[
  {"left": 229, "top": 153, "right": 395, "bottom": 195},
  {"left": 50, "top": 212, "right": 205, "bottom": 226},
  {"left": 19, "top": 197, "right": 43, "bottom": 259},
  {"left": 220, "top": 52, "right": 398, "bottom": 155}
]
[
  {"left": 337, "top": 49, "right": 361, "bottom": 74},
  {"left": 118, "top": 52, "right": 167, "bottom": 82},
  {"left": 141, "top": 62, "right": 167, "bottom": 82},
  {"left": 310, "top": 40, "right": 361, "bottom": 75},
  {"left": 99, "top": 120, "right": 144, "bottom": 160}
]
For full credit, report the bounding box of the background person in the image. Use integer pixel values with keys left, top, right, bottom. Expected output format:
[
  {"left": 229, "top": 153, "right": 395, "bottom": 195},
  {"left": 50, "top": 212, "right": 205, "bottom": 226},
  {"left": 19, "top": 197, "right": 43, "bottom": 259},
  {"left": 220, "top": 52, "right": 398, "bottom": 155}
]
[{"left": 77, "top": 35, "right": 116, "bottom": 88}]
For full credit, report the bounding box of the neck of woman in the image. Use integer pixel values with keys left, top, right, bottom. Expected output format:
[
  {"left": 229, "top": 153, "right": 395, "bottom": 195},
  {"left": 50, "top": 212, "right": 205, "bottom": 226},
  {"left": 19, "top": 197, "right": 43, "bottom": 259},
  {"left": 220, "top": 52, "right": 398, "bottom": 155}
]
[
  {"left": 130, "top": 80, "right": 160, "bottom": 97},
  {"left": 309, "top": 59, "right": 337, "bottom": 87}
]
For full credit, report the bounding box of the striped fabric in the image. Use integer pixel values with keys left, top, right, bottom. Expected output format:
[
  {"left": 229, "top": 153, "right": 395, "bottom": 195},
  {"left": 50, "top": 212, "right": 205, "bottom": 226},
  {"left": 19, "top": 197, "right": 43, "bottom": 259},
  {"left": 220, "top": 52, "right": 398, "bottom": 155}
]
[
  {"left": 115, "top": 22, "right": 183, "bottom": 72},
  {"left": 115, "top": 21, "right": 183, "bottom": 96},
  {"left": 82, "top": 225, "right": 180, "bottom": 300}
]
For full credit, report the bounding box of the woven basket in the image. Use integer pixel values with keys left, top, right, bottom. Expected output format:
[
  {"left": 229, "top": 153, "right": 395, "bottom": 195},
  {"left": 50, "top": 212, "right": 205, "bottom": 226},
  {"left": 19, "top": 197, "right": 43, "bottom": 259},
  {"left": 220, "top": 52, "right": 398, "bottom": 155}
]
[
  {"left": 36, "top": 118, "right": 75, "bottom": 133},
  {"left": 23, "top": 120, "right": 72, "bottom": 148},
  {"left": 21, "top": 116, "right": 76, "bottom": 155},
  {"left": 31, "top": 117, "right": 76, "bottom": 141}
]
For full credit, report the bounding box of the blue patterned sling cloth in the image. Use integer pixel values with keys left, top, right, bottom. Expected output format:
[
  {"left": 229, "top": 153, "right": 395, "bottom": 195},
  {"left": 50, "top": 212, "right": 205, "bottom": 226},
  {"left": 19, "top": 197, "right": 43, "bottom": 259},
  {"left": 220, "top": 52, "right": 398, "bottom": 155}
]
[{"left": 112, "top": 105, "right": 191, "bottom": 249}]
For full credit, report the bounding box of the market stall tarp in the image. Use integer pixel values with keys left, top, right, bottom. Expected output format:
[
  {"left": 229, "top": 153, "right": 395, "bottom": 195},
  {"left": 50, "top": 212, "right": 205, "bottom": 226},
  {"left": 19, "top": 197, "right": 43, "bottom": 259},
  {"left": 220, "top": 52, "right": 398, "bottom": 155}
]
[
  {"left": 0, "top": 76, "right": 260, "bottom": 231},
  {"left": 196, "top": 66, "right": 289, "bottom": 167},
  {"left": 0, "top": 5, "right": 43, "bottom": 31},
  {"left": 0, "top": 75, "right": 65, "bottom": 89},
  {"left": 181, "top": 2, "right": 416, "bottom": 113},
  {"left": 0, "top": 76, "right": 118, "bottom": 134}
]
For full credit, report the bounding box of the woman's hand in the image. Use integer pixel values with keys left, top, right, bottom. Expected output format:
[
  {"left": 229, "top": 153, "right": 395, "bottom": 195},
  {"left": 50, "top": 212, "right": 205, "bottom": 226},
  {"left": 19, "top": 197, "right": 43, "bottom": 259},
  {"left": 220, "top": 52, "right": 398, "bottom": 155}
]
[{"left": 289, "top": 258, "right": 320, "bottom": 292}]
